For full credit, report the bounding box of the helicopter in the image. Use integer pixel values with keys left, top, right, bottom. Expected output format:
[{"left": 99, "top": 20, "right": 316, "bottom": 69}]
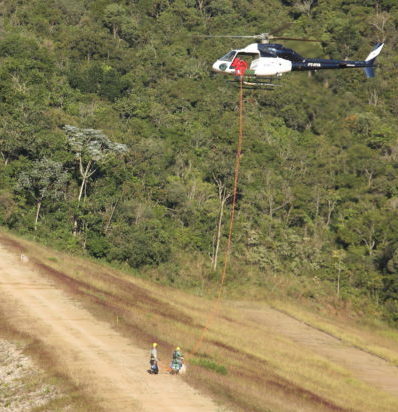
[{"left": 207, "top": 33, "right": 384, "bottom": 87}]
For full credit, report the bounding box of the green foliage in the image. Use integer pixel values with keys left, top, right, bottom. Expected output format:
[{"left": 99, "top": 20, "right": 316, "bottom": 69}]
[
  {"left": 107, "top": 220, "right": 171, "bottom": 267},
  {"left": 190, "top": 357, "right": 228, "bottom": 375},
  {"left": 1, "top": 0, "right": 398, "bottom": 324}
]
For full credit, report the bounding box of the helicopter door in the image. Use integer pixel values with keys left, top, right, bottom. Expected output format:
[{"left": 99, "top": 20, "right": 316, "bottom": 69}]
[
  {"left": 233, "top": 53, "right": 259, "bottom": 70},
  {"left": 250, "top": 57, "right": 261, "bottom": 71},
  {"left": 254, "top": 57, "right": 292, "bottom": 76}
]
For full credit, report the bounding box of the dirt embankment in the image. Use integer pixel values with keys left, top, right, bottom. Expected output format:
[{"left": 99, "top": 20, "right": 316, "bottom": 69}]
[{"left": 0, "top": 242, "right": 219, "bottom": 412}]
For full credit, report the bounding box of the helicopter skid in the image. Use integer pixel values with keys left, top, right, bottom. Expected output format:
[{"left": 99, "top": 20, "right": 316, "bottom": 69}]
[
  {"left": 243, "top": 80, "right": 280, "bottom": 88},
  {"left": 227, "top": 76, "right": 280, "bottom": 89}
]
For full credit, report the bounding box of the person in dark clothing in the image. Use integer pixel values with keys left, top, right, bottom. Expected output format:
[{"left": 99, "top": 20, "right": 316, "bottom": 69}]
[{"left": 170, "top": 346, "right": 183, "bottom": 374}]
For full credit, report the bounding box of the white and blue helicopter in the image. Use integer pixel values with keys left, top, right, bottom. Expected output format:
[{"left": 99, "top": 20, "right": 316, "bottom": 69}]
[{"left": 208, "top": 32, "right": 384, "bottom": 87}]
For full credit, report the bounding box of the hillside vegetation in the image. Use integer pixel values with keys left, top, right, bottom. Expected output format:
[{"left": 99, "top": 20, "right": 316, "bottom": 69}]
[{"left": 1, "top": 1, "right": 398, "bottom": 323}]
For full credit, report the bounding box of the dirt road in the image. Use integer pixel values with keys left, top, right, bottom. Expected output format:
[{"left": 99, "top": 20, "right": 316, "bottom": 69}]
[
  {"left": 0, "top": 243, "right": 220, "bottom": 412},
  {"left": 235, "top": 302, "right": 398, "bottom": 398}
]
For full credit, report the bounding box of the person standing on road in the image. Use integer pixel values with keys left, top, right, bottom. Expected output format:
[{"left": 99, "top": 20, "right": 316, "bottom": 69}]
[
  {"left": 171, "top": 346, "right": 184, "bottom": 373},
  {"left": 149, "top": 342, "right": 159, "bottom": 374}
]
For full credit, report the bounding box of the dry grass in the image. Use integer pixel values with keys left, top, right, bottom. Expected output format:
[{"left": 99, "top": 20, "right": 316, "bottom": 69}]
[
  {"left": 270, "top": 300, "right": 398, "bottom": 366},
  {"left": 1, "top": 230, "right": 398, "bottom": 411}
]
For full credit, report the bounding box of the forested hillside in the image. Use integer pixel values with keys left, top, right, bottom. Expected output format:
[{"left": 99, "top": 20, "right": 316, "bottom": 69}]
[{"left": 1, "top": 0, "right": 398, "bottom": 322}]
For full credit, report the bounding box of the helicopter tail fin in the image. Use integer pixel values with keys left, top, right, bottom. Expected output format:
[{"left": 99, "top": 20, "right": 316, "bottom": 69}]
[
  {"left": 365, "top": 42, "right": 384, "bottom": 63},
  {"left": 363, "top": 67, "right": 375, "bottom": 78},
  {"left": 363, "top": 42, "right": 384, "bottom": 78}
]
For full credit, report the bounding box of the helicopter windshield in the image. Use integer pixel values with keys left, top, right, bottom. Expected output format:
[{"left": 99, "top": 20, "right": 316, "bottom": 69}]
[{"left": 219, "top": 50, "right": 236, "bottom": 62}]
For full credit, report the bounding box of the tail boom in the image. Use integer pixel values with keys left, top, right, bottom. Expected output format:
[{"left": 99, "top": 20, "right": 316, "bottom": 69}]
[{"left": 291, "top": 42, "right": 384, "bottom": 78}]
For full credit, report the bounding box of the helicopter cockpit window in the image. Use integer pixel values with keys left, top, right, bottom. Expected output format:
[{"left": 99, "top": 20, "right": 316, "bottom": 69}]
[
  {"left": 258, "top": 46, "right": 277, "bottom": 57},
  {"left": 219, "top": 50, "right": 236, "bottom": 62},
  {"left": 266, "top": 48, "right": 278, "bottom": 55}
]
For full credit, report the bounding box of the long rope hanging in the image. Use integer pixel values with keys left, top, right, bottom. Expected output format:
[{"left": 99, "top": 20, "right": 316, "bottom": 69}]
[{"left": 191, "top": 76, "right": 245, "bottom": 355}]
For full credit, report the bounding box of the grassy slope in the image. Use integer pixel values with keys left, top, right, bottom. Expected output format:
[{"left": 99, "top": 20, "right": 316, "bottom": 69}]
[
  {"left": 1, "top": 230, "right": 398, "bottom": 412},
  {"left": 270, "top": 300, "right": 398, "bottom": 366}
]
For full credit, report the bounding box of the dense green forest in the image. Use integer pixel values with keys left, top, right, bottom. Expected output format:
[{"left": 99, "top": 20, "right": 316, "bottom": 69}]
[{"left": 1, "top": 0, "right": 398, "bottom": 322}]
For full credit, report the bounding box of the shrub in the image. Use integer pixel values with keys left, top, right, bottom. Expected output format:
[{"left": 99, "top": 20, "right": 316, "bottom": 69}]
[{"left": 190, "top": 357, "right": 228, "bottom": 375}]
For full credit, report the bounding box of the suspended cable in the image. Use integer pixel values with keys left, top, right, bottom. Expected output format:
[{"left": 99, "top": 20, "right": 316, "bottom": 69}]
[{"left": 190, "top": 76, "right": 245, "bottom": 356}]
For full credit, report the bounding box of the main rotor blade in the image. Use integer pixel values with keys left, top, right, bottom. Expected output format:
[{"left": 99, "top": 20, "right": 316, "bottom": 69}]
[
  {"left": 195, "top": 33, "right": 321, "bottom": 42},
  {"left": 271, "top": 36, "right": 321, "bottom": 42},
  {"left": 196, "top": 35, "right": 259, "bottom": 39},
  {"left": 270, "top": 22, "right": 294, "bottom": 36}
]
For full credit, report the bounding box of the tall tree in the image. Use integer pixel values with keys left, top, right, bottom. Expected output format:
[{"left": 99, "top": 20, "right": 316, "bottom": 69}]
[
  {"left": 64, "top": 125, "right": 127, "bottom": 235},
  {"left": 16, "top": 158, "right": 69, "bottom": 230}
]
